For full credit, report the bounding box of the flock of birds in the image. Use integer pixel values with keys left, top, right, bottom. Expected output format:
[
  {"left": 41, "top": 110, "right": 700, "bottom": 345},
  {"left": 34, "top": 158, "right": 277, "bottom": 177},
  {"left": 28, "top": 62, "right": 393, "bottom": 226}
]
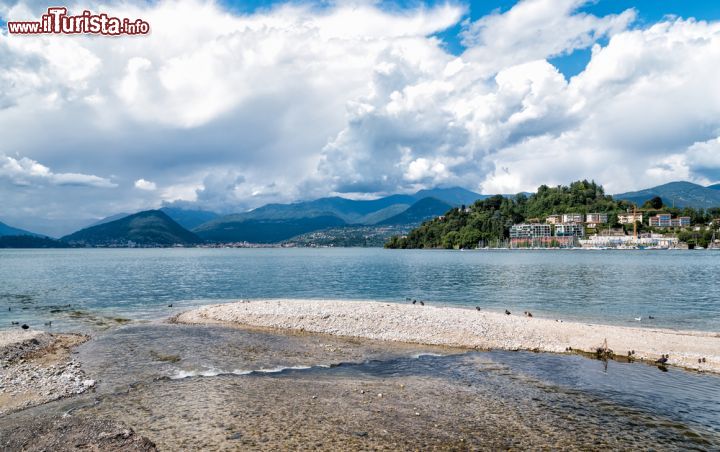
[
  {"left": 404, "top": 297, "right": 535, "bottom": 317},
  {"left": 401, "top": 298, "right": 706, "bottom": 368},
  {"left": 6, "top": 300, "right": 707, "bottom": 369}
]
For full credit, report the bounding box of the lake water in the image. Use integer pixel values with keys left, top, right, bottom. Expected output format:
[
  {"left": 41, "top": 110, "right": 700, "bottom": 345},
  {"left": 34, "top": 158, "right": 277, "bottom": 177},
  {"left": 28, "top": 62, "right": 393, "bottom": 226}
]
[
  {"left": 2, "top": 248, "right": 720, "bottom": 448},
  {"left": 1, "top": 248, "right": 719, "bottom": 332}
]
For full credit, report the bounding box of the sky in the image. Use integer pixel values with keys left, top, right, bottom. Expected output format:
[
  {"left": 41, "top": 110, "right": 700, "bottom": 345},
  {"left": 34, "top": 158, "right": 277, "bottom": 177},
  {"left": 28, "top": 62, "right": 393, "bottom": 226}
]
[{"left": 1, "top": 0, "right": 720, "bottom": 236}]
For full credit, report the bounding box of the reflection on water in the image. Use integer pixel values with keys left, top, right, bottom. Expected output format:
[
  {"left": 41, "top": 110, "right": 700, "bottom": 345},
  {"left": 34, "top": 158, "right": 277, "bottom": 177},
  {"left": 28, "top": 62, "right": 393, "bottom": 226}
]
[
  {"left": 2, "top": 248, "right": 720, "bottom": 331},
  {"left": 2, "top": 324, "right": 717, "bottom": 450}
]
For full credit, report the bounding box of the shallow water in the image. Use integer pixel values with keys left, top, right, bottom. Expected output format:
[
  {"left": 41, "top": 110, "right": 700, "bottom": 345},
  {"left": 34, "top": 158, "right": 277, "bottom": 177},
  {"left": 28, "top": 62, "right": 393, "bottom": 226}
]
[
  {"left": 1, "top": 248, "right": 720, "bottom": 331},
  {"left": 2, "top": 324, "right": 717, "bottom": 450}
]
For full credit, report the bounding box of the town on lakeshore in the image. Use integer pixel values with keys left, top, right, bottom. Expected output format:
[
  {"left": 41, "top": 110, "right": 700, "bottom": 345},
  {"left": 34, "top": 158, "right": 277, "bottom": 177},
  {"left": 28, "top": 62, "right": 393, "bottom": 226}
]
[{"left": 385, "top": 181, "right": 720, "bottom": 250}]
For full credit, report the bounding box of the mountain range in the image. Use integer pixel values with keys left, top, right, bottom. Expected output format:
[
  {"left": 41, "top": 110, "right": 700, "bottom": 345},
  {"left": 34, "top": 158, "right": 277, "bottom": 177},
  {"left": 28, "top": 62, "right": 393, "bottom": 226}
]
[
  {"left": 3, "top": 181, "right": 720, "bottom": 247},
  {"left": 192, "top": 187, "right": 479, "bottom": 243},
  {"left": 614, "top": 181, "right": 720, "bottom": 209}
]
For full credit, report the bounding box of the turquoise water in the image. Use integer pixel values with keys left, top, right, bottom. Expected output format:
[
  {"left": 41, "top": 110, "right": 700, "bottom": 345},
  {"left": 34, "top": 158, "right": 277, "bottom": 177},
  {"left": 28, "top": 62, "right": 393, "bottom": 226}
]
[{"left": 1, "top": 248, "right": 719, "bottom": 331}]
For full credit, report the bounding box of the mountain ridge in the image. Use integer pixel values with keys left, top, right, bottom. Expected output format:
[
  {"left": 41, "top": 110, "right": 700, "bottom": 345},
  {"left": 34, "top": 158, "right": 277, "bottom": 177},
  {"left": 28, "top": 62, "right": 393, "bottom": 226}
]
[
  {"left": 63, "top": 210, "right": 201, "bottom": 246},
  {"left": 0, "top": 220, "right": 43, "bottom": 238},
  {"left": 614, "top": 181, "right": 720, "bottom": 209}
]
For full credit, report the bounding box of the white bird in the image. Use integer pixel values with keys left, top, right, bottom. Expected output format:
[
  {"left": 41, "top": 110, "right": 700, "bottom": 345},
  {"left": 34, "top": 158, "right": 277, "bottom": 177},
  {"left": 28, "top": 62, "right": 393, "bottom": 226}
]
[{"left": 634, "top": 316, "right": 642, "bottom": 322}]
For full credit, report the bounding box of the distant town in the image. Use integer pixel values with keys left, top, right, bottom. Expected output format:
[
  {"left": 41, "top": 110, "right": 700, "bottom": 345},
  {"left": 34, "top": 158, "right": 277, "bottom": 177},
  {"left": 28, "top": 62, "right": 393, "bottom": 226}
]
[{"left": 508, "top": 211, "right": 711, "bottom": 249}]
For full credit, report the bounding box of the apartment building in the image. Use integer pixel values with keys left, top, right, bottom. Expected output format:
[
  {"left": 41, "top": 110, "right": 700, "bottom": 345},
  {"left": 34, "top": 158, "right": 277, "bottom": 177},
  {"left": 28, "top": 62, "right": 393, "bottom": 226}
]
[
  {"left": 618, "top": 213, "right": 643, "bottom": 224},
  {"left": 585, "top": 213, "right": 608, "bottom": 224},
  {"left": 554, "top": 223, "right": 585, "bottom": 237},
  {"left": 648, "top": 214, "right": 691, "bottom": 228},
  {"left": 562, "top": 213, "right": 584, "bottom": 223},
  {"left": 510, "top": 223, "right": 552, "bottom": 239}
]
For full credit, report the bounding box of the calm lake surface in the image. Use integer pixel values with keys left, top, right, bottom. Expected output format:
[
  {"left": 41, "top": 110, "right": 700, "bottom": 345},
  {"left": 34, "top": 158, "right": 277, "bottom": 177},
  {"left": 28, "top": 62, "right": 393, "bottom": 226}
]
[{"left": 1, "top": 247, "right": 719, "bottom": 332}]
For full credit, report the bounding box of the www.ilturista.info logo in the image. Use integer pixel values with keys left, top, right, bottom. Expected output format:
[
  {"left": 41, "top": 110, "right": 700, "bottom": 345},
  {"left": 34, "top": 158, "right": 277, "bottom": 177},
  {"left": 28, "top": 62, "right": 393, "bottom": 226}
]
[{"left": 7, "top": 7, "right": 150, "bottom": 35}]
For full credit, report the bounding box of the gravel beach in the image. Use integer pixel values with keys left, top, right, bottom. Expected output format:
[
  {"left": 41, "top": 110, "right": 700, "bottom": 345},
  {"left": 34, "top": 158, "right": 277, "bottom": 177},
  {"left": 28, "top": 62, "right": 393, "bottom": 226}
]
[
  {"left": 175, "top": 299, "right": 720, "bottom": 373},
  {"left": 0, "top": 330, "right": 94, "bottom": 415}
]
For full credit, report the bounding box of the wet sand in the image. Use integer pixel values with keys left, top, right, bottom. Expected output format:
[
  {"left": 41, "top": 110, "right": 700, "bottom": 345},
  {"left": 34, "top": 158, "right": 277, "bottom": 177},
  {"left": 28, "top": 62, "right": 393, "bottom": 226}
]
[
  {"left": 175, "top": 299, "right": 720, "bottom": 373},
  {"left": 4, "top": 323, "right": 717, "bottom": 450}
]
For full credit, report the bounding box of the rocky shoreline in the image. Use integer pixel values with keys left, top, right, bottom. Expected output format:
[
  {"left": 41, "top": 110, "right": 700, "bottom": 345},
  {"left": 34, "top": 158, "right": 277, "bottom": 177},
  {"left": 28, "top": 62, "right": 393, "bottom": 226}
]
[
  {"left": 0, "top": 331, "right": 94, "bottom": 415},
  {"left": 175, "top": 299, "right": 720, "bottom": 374}
]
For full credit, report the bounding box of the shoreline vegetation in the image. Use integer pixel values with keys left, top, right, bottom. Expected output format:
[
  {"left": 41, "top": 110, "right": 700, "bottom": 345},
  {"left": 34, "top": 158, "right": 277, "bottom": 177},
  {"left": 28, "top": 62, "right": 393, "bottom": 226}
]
[{"left": 174, "top": 299, "right": 720, "bottom": 374}]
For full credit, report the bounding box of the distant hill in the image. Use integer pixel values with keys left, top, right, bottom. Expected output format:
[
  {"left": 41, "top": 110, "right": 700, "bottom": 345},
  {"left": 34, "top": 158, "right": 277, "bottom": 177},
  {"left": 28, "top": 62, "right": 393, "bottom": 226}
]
[
  {"left": 229, "top": 195, "right": 417, "bottom": 225},
  {"left": 89, "top": 212, "right": 130, "bottom": 227},
  {"left": 193, "top": 187, "right": 487, "bottom": 244},
  {"left": 194, "top": 215, "right": 346, "bottom": 243},
  {"left": 413, "top": 187, "right": 485, "bottom": 206},
  {"left": 708, "top": 183, "right": 720, "bottom": 190},
  {"left": 63, "top": 210, "right": 201, "bottom": 246},
  {"left": 0, "top": 235, "right": 70, "bottom": 248},
  {"left": 160, "top": 207, "right": 220, "bottom": 230},
  {"left": 202, "top": 187, "right": 485, "bottom": 227},
  {"left": 0, "top": 221, "right": 42, "bottom": 238},
  {"left": 378, "top": 197, "right": 453, "bottom": 225},
  {"left": 614, "top": 181, "right": 720, "bottom": 209}
]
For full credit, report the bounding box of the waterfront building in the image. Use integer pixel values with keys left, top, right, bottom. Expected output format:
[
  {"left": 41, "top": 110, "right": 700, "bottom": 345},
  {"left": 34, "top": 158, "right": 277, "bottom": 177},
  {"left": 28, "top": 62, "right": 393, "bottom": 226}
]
[
  {"left": 545, "top": 214, "right": 562, "bottom": 224},
  {"left": 649, "top": 213, "right": 672, "bottom": 227},
  {"left": 510, "top": 223, "right": 552, "bottom": 239},
  {"left": 585, "top": 213, "right": 608, "bottom": 224},
  {"left": 554, "top": 223, "right": 585, "bottom": 237},
  {"left": 618, "top": 213, "right": 643, "bottom": 224},
  {"left": 649, "top": 214, "right": 690, "bottom": 228},
  {"left": 670, "top": 216, "right": 691, "bottom": 227},
  {"left": 562, "top": 213, "right": 584, "bottom": 223}
]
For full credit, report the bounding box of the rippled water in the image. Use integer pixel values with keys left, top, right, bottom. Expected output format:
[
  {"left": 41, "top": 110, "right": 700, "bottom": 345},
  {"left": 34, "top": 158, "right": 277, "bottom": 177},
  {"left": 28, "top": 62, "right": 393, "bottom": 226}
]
[
  {"left": 3, "top": 323, "right": 718, "bottom": 450},
  {"left": 1, "top": 248, "right": 719, "bottom": 331}
]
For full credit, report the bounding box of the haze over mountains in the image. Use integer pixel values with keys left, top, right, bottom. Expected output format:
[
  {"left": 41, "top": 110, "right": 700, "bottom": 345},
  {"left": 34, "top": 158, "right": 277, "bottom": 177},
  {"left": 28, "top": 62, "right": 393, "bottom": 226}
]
[{"left": 2, "top": 182, "right": 720, "bottom": 247}]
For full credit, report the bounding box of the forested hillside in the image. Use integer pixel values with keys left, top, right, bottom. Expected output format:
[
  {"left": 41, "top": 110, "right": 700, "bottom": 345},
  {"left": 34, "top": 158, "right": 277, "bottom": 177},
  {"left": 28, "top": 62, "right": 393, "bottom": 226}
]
[{"left": 386, "top": 181, "right": 648, "bottom": 249}]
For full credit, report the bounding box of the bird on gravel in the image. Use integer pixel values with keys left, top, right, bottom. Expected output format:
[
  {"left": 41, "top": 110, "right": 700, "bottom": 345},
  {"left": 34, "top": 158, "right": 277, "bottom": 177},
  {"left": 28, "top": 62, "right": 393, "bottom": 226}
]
[
  {"left": 21, "top": 324, "right": 29, "bottom": 330},
  {"left": 419, "top": 301, "right": 425, "bottom": 306},
  {"left": 505, "top": 310, "right": 511, "bottom": 315},
  {"left": 412, "top": 299, "right": 417, "bottom": 305},
  {"left": 656, "top": 354, "right": 669, "bottom": 364},
  {"left": 475, "top": 306, "right": 481, "bottom": 311}
]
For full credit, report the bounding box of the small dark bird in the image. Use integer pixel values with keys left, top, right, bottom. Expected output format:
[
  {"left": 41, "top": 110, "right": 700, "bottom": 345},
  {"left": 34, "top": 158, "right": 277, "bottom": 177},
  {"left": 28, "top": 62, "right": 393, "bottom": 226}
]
[
  {"left": 21, "top": 324, "right": 29, "bottom": 330},
  {"left": 168, "top": 304, "right": 173, "bottom": 307},
  {"left": 505, "top": 310, "right": 511, "bottom": 315},
  {"left": 702, "top": 357, "right": 706, "bottom": 363},
  {"left": 405, "top": 297, "right": 411, "bottom": 301},
  {"left": 8, "top": 307, "right": 10, "bottom": 311},
  {"left": 11, "top": 321, "right": 19, "bottom": 325},
  {"left": 475, "top": 306, "right": 481, "bottom": 311},
  {"left": 526, "top": 312, "right": 533, "bottom": 318},
  {"left": 648, "top": 316, "right": 655, "bottom": 320},
  {"left": 412, "top": 299, "right": 417, "bottom": 305},
  {"left": 656, "top": 354, "right": 668, "bottom": 365},
  {"left": 419, "top": 301, "right": 425, "bottom": 306},
  {"left": 44, "top": 321, "right": 52, "bottom": 327}
]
